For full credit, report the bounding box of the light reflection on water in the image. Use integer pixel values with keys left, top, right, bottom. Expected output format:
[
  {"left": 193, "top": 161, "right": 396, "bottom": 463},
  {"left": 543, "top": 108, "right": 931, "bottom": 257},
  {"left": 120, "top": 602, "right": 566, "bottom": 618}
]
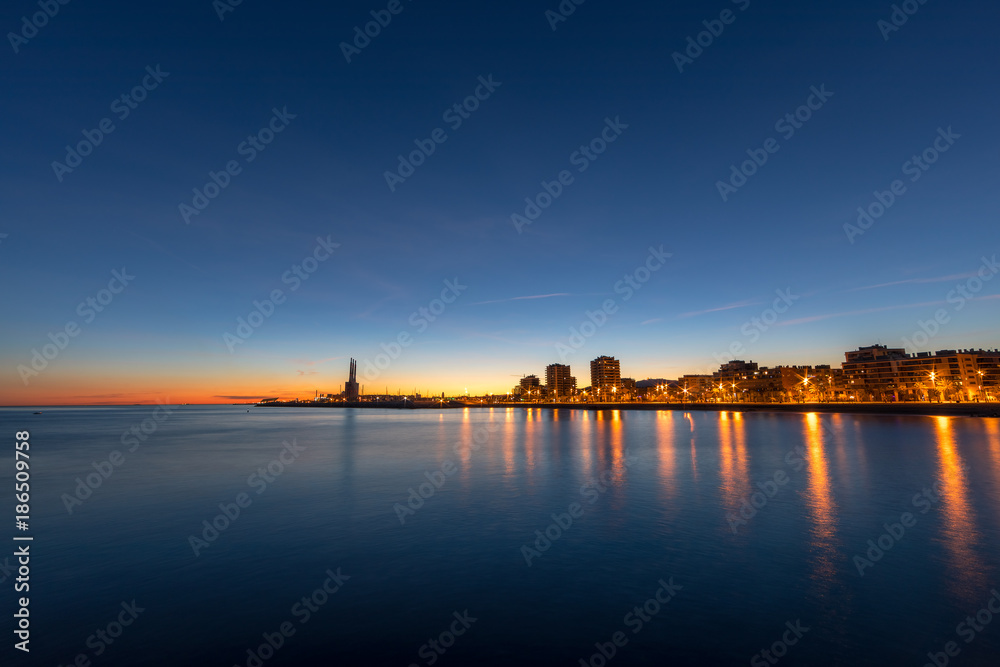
[{"left": 934, "top": 416, "right": 987, "bottom": 605}]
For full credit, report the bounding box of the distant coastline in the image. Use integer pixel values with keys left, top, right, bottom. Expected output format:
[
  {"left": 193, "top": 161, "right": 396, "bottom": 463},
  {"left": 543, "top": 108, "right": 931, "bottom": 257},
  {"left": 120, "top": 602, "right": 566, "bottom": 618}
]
[
  {"left": 257, "top": 401, "right": 1000, "bottom": 418},
  {"left": 256, "top": 400, "right": 466, "bottom": 410}
]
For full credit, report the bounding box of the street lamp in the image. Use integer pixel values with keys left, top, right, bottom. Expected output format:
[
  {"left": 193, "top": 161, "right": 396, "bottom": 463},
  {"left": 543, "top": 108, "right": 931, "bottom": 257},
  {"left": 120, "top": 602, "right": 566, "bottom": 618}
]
[{"left": 801, "top": 375, "right": 812, "bottom": 403}]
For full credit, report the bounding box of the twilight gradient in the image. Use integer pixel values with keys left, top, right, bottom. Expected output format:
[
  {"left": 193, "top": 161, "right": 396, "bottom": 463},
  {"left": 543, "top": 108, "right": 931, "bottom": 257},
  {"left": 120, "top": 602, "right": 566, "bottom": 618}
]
[{"left": 2, "top": 0, "right": 999, "bottom": 404}]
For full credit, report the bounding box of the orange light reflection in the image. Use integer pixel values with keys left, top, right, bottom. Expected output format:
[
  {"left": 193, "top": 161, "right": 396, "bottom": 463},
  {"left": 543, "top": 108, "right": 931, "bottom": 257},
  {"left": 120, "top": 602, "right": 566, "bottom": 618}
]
[
  {"left": 804, "top": 413, "right": 838, "bottom": 586},
  {"left": 934, "top": 417, "right": 984, "bottom": 601}
]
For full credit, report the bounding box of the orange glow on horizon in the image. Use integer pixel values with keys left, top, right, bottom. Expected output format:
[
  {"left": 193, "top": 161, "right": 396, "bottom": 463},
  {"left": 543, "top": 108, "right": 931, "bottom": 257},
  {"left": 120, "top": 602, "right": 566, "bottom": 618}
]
[{"left": 0, "top": 364, "right": 540, "bottom": 407}]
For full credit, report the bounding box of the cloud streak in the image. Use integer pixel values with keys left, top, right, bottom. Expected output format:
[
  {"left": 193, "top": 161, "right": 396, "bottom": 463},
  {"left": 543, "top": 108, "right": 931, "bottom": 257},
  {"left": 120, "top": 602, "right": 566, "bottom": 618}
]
[
  {"left": 470, "top": 293, "right": 571, "bottom": 306},
  {"left": 848, "top": 272, "right": 976, "bottom": 292},
  {"left": 777, "top": 300, "right": 946, "bottom": 327},
  {"left": 677, "top": 299, "right": 760, "bottom": 319}
]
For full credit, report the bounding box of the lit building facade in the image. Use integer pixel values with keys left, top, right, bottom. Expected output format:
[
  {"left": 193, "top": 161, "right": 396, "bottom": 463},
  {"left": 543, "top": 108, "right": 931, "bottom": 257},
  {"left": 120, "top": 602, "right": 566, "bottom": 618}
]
[
  {"left": 545, "top": 364, "right": 577, "bottom": 398},
  {"left": 590, "top": 356, "right": 622, "bottom": 400},
  {"left": 841, "top": 345, "right": 1000, "bottom": 401}
]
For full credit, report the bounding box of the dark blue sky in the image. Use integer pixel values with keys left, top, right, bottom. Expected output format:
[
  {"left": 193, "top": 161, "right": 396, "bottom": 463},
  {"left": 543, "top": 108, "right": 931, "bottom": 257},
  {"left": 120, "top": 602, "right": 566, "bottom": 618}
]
[{"left": 3, "top": 0, "right": 999, "bottom": 402}]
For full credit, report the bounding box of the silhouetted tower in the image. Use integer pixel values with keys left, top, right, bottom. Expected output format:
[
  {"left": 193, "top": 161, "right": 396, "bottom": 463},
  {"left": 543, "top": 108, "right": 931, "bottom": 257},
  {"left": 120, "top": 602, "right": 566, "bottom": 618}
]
[{"left": 344, "top": 358, "right": 360, "bottom": 401}]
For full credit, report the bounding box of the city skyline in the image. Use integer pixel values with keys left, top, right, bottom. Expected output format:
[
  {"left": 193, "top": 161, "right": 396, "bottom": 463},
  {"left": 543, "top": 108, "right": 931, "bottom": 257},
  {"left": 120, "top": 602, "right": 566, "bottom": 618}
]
[{"left": 25, "top": 339, "right": 993, "bottom": 407}]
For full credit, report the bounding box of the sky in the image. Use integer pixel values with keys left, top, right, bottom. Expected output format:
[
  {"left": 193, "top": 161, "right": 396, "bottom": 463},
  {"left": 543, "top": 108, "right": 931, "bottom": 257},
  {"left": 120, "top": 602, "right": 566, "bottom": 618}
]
[{"left": 2, "top": 0, "right": 999, "bottom": 405}]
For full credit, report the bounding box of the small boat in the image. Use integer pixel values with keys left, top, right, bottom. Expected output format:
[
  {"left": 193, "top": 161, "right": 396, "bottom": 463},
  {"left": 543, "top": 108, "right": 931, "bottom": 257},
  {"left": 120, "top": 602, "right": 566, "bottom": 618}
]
[{"left": 33, "top": 411, "right": 42, "bottom": 414}]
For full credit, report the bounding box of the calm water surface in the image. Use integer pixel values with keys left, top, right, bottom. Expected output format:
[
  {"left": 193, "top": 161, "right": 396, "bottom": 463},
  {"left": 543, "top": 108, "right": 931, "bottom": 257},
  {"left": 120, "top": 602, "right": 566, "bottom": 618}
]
[{"left": 3, "top": 406, "right": 999, "bottom": 666}]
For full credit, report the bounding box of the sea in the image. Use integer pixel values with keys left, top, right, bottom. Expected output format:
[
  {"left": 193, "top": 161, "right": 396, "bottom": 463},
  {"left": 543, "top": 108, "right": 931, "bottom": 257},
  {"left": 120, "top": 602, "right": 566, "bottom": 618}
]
[{"left": 2, "top": 405, "right": 999, "bottom": 666}]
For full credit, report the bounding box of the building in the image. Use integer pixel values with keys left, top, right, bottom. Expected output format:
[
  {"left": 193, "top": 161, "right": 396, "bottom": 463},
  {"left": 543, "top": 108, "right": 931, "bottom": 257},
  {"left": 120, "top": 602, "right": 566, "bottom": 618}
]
[
  {"left": 518, "top": 375, "right": 542, "bottom": 400},
  {"left": 841, "top": 345, "right": 1000, "bottom": 401},
  {"left": 679, "top": 374, "right": 715, "bottom": 400},
  {"left": 343, "top": 358, "right": 360, "bottom": 401},
  {"left": 896, "top": 349, "right": 1000, "bottom": 401},
  {"left": 841, "top": 345, "right": 908, "bottom": 401},
  {"left": 621, "top": 377, "right": 637, "bottom": 397},
  {"left": 622, "top": 344, "right": 998, "bottom": 405},
  {"left": 708, "top": 362, "right": 837, "bottom": 402},
  {"left": 545, "top": 364, "right": 577, "bottom": 398},
  {"left": 590, "top": 356, "right": 622, "bottom": 400},
  {"left": 711, "top": 360, "right": 760, "bottom": 401}
]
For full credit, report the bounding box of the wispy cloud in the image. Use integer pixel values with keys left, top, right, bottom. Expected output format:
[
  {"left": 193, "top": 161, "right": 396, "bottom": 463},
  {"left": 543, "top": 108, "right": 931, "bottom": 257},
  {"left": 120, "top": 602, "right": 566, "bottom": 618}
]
[
  {"left": 777, "top": 300, "right": 947, "bottom": 327},
  {"left": 848, "top": 273, "right": 974, "bottom": 292},
  {"left": 677, "top": 299, "right": 760, "bottom": 319},
  {"left": 641, "top": 318, "right": 663, "bottom": 325},
  {"left": 470, "top": 293, "right": 571, "bottom": 306}
]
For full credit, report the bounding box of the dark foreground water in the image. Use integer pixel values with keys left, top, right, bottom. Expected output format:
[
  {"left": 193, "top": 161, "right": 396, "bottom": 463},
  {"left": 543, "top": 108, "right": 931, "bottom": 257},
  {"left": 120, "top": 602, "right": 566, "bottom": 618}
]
[{"left": 2, "top": 406, "right": 1000, "bottom": 666}]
